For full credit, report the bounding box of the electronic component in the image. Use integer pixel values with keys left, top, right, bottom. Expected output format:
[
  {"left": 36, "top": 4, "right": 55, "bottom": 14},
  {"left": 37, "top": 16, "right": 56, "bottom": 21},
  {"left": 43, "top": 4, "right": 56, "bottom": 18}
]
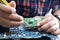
[
  {"left": 0, "top": 1, "right": 60, "bottom": 40},
  {"left": 0, "top": 17, "right": 59, "bottom": 40},
  {"left": 24, "top": 16, "right": 44, "bottom": 30}
]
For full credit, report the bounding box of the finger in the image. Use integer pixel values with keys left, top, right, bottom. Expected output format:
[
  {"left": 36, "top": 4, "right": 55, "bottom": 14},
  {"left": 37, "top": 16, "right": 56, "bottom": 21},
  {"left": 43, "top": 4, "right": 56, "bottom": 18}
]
[
  {"left": 0, "top": 10, "right": 11, "bottom": 17},
  {"left": 52, "top": 29, "right": 60, "bottom": 35},
  {"left": 46, "top": 26, "right": 57, "bottom": 32},
  {"left": 9, "top": 1, "right": 16, "bottom": 8},
  {"left": 2, "top": 21, "right": 24, "bottom": 28},
  {"left": 0, "top": 3, "right": 16, "bottom": 13},
  {"left": 38, "top": 20, "right": 56, "bottom": 31},
  {"left": 46, "top": 22, "right": 58, "bottom": 32},
  {"left": 37, "top": 16, "right": 52, "bottom": 27},
  {"left": 0, "top": 10, "right": 23, "bottom": 21},
  {"left": 0, "top": 17, "right": 24, "bottom": 28},
  {"left": 38, "top": 21, "right": 51, "bottom": 31},
  {"left": 8, "top": 14, "right": 24, "bottom": 21}
]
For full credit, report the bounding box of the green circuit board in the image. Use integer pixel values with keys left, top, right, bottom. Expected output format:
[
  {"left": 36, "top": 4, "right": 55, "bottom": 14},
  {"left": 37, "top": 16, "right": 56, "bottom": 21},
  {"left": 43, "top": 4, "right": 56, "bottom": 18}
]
[{"left": 24, "top": 16, "right": 44, "bottom": 29}]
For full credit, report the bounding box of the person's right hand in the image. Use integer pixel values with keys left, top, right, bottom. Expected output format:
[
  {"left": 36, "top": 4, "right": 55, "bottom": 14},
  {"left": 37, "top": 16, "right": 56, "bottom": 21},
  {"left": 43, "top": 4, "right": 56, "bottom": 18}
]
[{"left": 0, "top": 1, "right": 24, "bottom": 28}]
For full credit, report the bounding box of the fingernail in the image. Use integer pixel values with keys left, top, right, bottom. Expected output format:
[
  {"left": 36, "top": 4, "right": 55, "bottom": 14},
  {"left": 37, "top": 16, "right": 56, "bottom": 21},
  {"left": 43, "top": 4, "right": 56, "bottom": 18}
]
[
  {"left": 12, "top": 8, "right": 16, "bottom": 12},
  {"left": 37, "top": 23, "right": 40, "bottom": 26},
  {"left": 11, "top": 7, "right": 16, "bottom": 12},
  {"left": 38, "top": 28, "right": 40, "bottom": 31},
  {"left": 20, "top": 16, "right": 24, "bottom": 21}
]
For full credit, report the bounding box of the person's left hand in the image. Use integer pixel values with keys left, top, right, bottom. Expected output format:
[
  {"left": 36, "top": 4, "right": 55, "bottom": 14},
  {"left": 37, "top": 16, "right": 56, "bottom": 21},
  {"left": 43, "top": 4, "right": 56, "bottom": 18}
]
[{"left": 37, "top": 14, "right": 60, "bottom": 35}]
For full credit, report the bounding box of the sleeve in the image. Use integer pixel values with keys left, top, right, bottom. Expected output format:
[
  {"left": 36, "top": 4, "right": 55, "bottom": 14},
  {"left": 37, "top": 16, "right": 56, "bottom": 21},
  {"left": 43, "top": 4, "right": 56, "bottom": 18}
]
[
  {"left": 52, "top": 0, "right": 60, "bottom": 10},
  {"left": 57, "top": 0, "right": 60, "bottom": 10}
]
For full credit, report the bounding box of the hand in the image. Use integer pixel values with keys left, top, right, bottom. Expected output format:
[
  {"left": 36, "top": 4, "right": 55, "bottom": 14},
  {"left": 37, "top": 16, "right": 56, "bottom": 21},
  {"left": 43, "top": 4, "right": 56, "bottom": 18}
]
[
  {"left": 37, "top": 14, "right": 60, "bottom": 35},
  {"left": 0, "top": 1, "right": 24, "bottom": 27}
]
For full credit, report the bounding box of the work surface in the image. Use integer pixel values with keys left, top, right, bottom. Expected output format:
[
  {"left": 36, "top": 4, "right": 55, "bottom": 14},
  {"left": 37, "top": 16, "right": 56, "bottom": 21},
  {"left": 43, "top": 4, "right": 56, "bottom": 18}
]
[{"left": 0, "top": 26, "right": 60, "bottom": 40}]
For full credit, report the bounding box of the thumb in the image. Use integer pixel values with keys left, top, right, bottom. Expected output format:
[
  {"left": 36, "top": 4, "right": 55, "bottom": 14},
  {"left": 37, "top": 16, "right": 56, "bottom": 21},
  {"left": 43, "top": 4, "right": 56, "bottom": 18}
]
[
  {"left": 45, "top": 9, "right": 53, "bottom": 17},
  {"left": 9, "top": 1, "right": 16, "bottom": 8}
]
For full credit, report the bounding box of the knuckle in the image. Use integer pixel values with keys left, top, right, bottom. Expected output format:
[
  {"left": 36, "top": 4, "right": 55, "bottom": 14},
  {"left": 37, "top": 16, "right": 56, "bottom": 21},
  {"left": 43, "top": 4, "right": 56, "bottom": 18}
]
[
  {"left": 47, "top": 16, "right": 52, "bottom": 21},
  {"left": 51, "top": 27, "right": 56, "bottom": 31},
  {"left": 52, "top": 32, "right": 57, "bottom": 35},
  {"left": 52, "top": 30, "right": 59, "bottom": 35},
  {"left": 19, "top": 16, "right": 24, "bottom": 21}
]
